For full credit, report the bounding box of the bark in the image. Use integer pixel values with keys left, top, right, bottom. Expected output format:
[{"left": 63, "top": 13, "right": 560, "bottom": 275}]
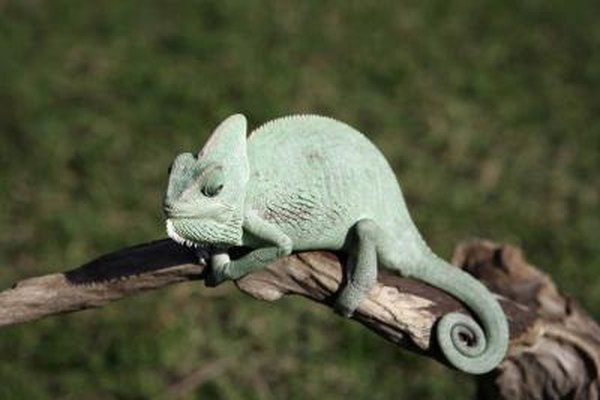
[{"left": 0, "top": 238, "right": 597, "bottom": 399}]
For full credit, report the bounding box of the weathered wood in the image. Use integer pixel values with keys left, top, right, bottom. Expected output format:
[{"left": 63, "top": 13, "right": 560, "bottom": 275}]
[
  {"left": 0, "top": 238, "right": 597, "bottom": 399},
  {"left": 453, "top": 240, "right": 600, "bottom": 399},
  {"left": 0, "top": 239, "right": 202, "bottom": 326}
]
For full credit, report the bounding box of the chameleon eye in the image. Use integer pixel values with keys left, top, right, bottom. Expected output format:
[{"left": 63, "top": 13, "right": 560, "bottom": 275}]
[
  {"left": 201, "top": 183, "right": 223, "bottom": 197},
  {"left": 200, "top": 163, "right": 225, "bottom": 197}
]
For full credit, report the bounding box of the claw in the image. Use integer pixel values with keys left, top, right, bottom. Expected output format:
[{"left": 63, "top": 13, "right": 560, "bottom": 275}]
[
  {"left": 205, "top": 252, "right": 231, "bottom": 288},
  {"left": 333, "top": 301, "right": 355, "bottom": 318},
  {"left": 211, "top": 252, "right": 231, "bottom": 269},
  {"left": 205, "top": 263, "right": 229, "bottom": 287},
  {"left": 195, "top": 248, "right": 211, "bottom": 265},
  {"left": 334, "top": 284, "right": 364, "bottom": 318}
]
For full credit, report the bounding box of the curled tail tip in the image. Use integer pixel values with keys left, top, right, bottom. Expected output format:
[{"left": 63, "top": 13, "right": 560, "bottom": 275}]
[{"left": 436, "top": 312, "right": 509, "bottom": 375}]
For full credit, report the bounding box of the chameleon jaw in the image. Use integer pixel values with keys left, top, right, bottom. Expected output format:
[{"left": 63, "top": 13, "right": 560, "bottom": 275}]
[{"left": 166, "top": 219, "right": 199, "bottom": 249}]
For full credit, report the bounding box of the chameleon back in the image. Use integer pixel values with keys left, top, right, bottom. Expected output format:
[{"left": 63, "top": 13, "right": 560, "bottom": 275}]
[{"left": 245, "top": 115, "right": 418, "bottom": 251}]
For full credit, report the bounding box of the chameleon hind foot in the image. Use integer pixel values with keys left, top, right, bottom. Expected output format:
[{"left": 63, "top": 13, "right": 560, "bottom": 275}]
[
  {"left": 334, "top": 219, "right": 381, "bottom": 317},
  {"left": 334, "top": 282, "right": 368, "bottom": 317}
]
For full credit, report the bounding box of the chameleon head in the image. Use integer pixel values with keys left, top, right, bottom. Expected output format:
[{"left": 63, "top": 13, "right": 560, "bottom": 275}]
[{"left": 164, "top": 114, "right": 249, "bottom": 249}]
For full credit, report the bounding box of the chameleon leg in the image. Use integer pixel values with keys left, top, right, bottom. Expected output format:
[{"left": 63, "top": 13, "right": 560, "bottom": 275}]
[
  {"left": 212, "top": 244, "right": 291, "bottom": 284},
  {"left": 335, "top": 219, "right": 384, "bottom": 317},
  {"left": 206, "top": 211, "right": 292, "bottom": 287}
]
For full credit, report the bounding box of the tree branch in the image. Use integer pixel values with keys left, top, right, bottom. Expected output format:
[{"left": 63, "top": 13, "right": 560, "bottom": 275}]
[
  {"left": 0, "top": 238, "right": 598, "bottom": 399},
  {"left": 0, "top": 239, "right": 202, "bottom": 326}
]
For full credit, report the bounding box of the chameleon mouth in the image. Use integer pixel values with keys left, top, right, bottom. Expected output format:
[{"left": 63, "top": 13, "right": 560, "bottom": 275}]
[
  {"left": 166, "top": 219, "right": 199, "bottom": 248},
  {"left": 165, "top": 215, "right": 243, "bottom": 249}
]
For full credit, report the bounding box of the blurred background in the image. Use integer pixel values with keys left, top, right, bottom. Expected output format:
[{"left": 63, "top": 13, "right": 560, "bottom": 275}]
[{"left": 0, "top": 1, "right": 598, "bottom": 399}]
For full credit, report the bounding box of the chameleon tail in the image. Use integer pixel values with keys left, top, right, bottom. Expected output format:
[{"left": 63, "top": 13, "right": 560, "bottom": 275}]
[{"left": 410, "top": 249, "right": 509, "bottom": 374}]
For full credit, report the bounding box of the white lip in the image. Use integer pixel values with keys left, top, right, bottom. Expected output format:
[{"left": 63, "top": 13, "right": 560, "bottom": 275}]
[
  {"left": 166, "top": 203, "right": 230, "bottom": 222},
  {"left": 166, "top": 219, "right": 199, "bottom": 248}
]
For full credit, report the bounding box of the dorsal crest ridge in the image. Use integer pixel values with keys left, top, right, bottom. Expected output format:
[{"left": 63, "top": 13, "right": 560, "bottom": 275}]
[{"left": 250, "top": 114, "right": 347, "bottom": 139}]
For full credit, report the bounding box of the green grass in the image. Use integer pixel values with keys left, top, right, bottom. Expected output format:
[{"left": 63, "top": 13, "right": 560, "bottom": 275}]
[{"left": 0, "top": 1, "right": 598, "bottom": 398}]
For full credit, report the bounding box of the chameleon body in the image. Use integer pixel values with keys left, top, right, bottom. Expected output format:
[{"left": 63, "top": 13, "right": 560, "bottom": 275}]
[{"left": 164, "top": 114, "right": 509, "bottom": 374}]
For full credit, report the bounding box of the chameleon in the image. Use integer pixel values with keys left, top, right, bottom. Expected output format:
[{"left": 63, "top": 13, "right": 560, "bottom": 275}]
[{"left": 163, "top": 113, "right": 509, "bottom": 374}]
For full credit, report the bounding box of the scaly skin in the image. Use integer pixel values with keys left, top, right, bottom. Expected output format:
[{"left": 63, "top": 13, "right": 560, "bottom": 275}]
[{"left": 164, "top": 114, "right": 509, "bottom": 374}]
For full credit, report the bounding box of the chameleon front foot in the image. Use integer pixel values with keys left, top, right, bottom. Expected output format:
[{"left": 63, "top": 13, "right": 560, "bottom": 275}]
[
  {"left": 205, "top": 252, "right": 232, "bottom": 287},
  {"left": 195, "top": 248, "right": 211, "bottom": 265}
]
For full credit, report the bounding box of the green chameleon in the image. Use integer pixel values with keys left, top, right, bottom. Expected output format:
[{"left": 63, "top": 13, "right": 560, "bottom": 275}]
[{"left": 164, "top": 114, "right": 509, "bottom": 374}]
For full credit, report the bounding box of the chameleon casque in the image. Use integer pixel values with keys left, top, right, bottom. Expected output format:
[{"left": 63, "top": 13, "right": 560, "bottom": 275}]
[{"left": 163, "top": 114, "right": 509, "bottom": 374}]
